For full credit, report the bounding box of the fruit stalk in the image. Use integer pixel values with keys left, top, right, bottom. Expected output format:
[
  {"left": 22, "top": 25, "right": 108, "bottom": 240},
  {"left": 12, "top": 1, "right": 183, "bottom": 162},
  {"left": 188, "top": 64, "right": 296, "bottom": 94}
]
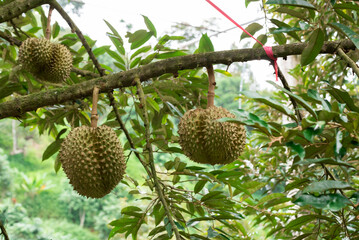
[
  {"left": 91, "top": 86, "right": 99, "bottom": 128},
  {"left": 46, "top": 5, "right": 54, "bottom": 40},
  {"left": 206, "top": 64, "right": 215, "bottom": 108}
]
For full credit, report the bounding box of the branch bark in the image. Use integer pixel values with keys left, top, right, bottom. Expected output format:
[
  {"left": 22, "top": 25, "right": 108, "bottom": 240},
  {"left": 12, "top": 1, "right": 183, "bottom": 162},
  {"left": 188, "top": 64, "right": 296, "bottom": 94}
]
[
  {"left": 337, "top": 48, "right": 359, "bottom": 79},
  {"left": 0, "top": 0, "right": 50, "bottom": 23},
  {"left": 0, "top": 39, "right": 355, "bottom": 120}
]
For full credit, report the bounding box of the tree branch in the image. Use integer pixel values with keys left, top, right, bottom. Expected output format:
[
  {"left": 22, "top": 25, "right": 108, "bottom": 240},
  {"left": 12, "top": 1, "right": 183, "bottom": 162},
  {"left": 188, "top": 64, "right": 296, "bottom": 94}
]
[
  {"left": 0, "top": 0, "right": 50, "bottom": 23},
  {"left": 135, "top": 77, "right": 181, "bottom": 240},
  {"left": 0, "top": 39, "right": 356, "bottom": 119},
  {"left": 0, "top": 220, "right": 9, "bottom": 240},
  {"left": 337, "top": 48, "right": 359, "bottom": 79}
]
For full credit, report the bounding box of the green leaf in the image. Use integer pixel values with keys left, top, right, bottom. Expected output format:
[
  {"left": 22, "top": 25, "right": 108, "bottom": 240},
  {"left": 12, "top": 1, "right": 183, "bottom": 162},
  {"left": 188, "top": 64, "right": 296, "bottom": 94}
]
[
  {"left": 54, "top": 155, "right": 61, "bottom": 173},
  {"left": 104, "top": 19, "right": 124, "bottom": 45},
  {"left": 331, "top": 23, "right": 359, "bottom": 49},
  {"left": 268, "top": 81, "right": 318, "bottom": 119},
  {"left": 241, "top": 90, "right": 296, "bottom": 121},
  {"left": 130, "top": 57, "right": 141, "bottom": 69},
  {"left": 156, "top": 51, "right": 187, "bottom": 59},
  {"left": 275, "top": 7, "right": 307, "bottom": 20},
  {"left": 52, "top": 21, "right": 60, "bottom": 39},
  {"left": 108, "top": 35, "right": 125, "bottom": 55},
  {"left": 142, "top": 15, "right": 157, "bottom": 37},
  {"left": 333, "top": 3, "right": 359, "bottom": 11},
  {"left": 301, "top": 28, "right": 324, "bottom": 66},
  {"left": 266, "top": 0, "right": 316, "bottom": 9},
  {"left": 146, "top": 97, "right": 160, "bottom": 112},
  {"left": 194, "top": 180, "right": 207, "bottom": 194},
  {"left": 253, "top": 34, "right": 267, "bottom": 48},
  {"left": 42, "top": 139, "right": 63, "bottom": 161},
  {"left": 201, "top": 191, "right": 224, "bottom": 202},
  {"left": 285, "top": 215, "right": 317, "bottom": 230},
  {"left": 240, "top": 23, "right": 263, "bottom": 40},
  {"left": 273, "top": 32, "right": 287, "bottom": 45},
  {"left": 285, "top": 178, "right": 310, "bottom": 191},
  {"left": 326, "top": 85, "right": 359, "bottom": 112},
  {"left": 286, "top": 141, "right": 305, "bottom": 160},
  {"left": 127, "top": 30, "right": 153, "bottom": 50},
  {"left": 292, "top": 233, "right": 313, "bottom": 240},
  {"left": 303, "top": 180, "right": 352, "bottom": 193},
  {"left": 257, "top": 193, "right": 285, "bottom": 206},
  {"left": 121, "top": 206, "right": 142, "bottom": 214},
  {"left": 106, "top": 48, "right": 125, "bottom": 64},
  {"left": 197, "top": 33, "right": 214, "bottom": 53},
  {"left": 130, "top": 45, "right": 151, "bottom": 60},
  {"left": 294, "top": 158, "right": 353, "bottom": 168},
  {"left": 270, "top": 19, "right": 301, "bottom": 41},
  {"left": 294, "top": 194, "right": 351, "bottom": 211}
]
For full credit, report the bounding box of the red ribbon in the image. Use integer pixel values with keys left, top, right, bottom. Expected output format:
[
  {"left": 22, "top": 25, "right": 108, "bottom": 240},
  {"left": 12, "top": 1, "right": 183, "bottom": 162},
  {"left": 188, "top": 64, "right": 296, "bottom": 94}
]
[{"left": 206, "top": 0, "right": 278, "bottom": 81}]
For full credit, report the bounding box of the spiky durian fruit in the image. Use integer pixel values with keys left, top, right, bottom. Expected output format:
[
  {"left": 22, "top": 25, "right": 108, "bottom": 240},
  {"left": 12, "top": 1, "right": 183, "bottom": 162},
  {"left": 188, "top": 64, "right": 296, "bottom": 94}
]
[
  {"left": 18, "top": 38, "right": 72, "bottom": 83},
  {"left": 178, "top": 106, "right": 246, "bottom": 165},
  {"left": 58, "top": 125, "right": 126, "bottom": 198},
  {"left": 45, "top": 43, "right": 73, "bottom": 83},
  {"left": 18, "top": 38, "right": 52, "bottom": 73}
]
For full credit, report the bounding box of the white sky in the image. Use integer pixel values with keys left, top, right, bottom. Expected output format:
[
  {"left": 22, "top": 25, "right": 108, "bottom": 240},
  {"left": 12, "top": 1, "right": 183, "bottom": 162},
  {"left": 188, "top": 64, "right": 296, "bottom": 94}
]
[{"left": 51, "top": 0, "right": 277, "bottom": 86}]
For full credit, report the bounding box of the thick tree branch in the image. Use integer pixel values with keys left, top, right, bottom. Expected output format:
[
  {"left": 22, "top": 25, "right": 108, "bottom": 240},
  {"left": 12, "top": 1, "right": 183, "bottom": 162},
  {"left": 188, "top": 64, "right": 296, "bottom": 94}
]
[
  {"left": 0, "top": 39, "right": 356, "bottom": 119},
  {"left": 0, "top": 0, "right": 50, "bottom": 23}
]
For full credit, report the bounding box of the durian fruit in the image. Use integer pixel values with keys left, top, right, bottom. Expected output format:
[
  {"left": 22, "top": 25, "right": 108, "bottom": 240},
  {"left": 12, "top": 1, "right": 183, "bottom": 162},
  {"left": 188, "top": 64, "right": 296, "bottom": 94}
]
[
  {"left": 18, "top": 38, "right": 72, "bottom": 83},
  {"left": 58, "top": 125, "right": 126, "bottom": 198},
  {"left": 45, "top": 43, "right": 73, "bottom": 83},
  {"left": 178, "top": 106, "right": 246, "bottom": 165},
  {"left": 18, "top": 38, "right": 52, "bottom": 73}
]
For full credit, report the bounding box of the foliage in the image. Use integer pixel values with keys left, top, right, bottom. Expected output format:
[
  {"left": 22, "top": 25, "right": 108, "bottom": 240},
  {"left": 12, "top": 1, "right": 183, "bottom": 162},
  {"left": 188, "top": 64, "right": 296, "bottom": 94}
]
[
  {"left": 0, "top": 149, "right": 12, "bottom": 198},
  {"left": 1, "top": 0, "right": 359, "bottom": 239}
]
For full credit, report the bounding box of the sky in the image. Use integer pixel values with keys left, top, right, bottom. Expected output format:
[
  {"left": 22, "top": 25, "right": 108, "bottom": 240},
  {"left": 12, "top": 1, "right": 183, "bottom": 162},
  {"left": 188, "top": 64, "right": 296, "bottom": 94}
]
[{"left": 51, "top": 0, "right": 277, "bottom": 86}]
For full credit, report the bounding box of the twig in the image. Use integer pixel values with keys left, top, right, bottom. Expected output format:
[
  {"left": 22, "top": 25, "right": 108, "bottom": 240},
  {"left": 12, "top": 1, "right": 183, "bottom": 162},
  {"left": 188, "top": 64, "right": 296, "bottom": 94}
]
[
  {"left": 90, "top": 86, "right": 99, "bottom": 128},
  {"left": 337, "top": 48, "right": 359, "bottom": 79},
  {"left": 277, "top": 65, "right": 302, "bottom": 123},
  {"left": 135, "top": 77, "right": 182, "bottom": 240},
  {"left": 45, "top": 5, "right": 54, "bottom": 40},
  {"left": 71, "top": 67, "right": 100, "bottom": 78},
  {"left": 107, "top": 91, "right": 153, "bottom": 179},
  {"left": 9, "top": 20, "right": 20, "bottom": 38},
  {"left": 206, "top": 65, "right": 215, "bottom": 108},
  {"left": 0, "top": 31, "right": 21, "bottom": 46},
  {"left": 0, "top": 221, "right": 9, "bottom": 240}
]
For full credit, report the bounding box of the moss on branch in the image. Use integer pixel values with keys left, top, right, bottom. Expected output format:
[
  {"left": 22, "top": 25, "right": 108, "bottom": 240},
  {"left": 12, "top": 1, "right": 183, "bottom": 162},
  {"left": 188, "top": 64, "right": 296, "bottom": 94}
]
[
  {"left": 0, "top": 0, "right": 50, "bottom": 23},
  {"left": 0, "top": 39, "right": 356, "bottom": 119}
]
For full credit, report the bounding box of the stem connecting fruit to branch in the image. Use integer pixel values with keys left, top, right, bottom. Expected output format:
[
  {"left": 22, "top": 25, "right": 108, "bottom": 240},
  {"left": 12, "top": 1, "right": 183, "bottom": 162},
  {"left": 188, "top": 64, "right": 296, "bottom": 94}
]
[
  {"left": 206, "top": 65, "right": 216, "bottom": 109},
  {"left": 90, "top": 86, "right": 99, "bottom": 128}
]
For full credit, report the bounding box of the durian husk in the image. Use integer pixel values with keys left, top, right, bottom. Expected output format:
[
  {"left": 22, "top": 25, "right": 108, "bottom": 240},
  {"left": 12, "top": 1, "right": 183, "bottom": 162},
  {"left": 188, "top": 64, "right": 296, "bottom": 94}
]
[
  {"left": 18, "top": 38, "right": 72, "bottom": 83},
  {"left": 178, "top": 106, "right": 246, "bottom": 165},
  {"left": 58, "top": 125, "right": 126, "bottom": 198},
  {"left": 18, "top": 38, "right": 52, "bottom": 74}
]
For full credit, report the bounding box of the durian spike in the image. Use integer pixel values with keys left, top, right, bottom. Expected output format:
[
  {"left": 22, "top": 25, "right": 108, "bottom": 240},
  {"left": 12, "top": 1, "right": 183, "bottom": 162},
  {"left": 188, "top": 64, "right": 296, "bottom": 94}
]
[
  {"left": 206, "top": 64, "right": 216, "bottom": 108},
  {"left": 45, "top": 5, "right": 54, "bottom": 40},
  {"left": 91, "top": 86, "right": 99, "bottom": 128}
]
